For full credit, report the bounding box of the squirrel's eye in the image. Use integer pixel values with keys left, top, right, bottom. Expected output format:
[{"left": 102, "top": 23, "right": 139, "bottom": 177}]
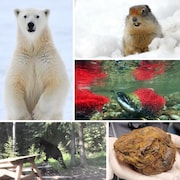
[
  {"left": 141, "top": 9, "right": 147, "bottom": 16},
  {"left": 24, "top": 15, "right": 27, "bottom": 18}
]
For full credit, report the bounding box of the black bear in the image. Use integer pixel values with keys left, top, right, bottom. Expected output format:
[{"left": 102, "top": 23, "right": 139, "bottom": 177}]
[{"left": 39, "top": 139, "right": 67, "bottom": 169}]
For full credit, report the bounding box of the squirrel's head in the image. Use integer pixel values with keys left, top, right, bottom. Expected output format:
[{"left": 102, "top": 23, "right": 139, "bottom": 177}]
[{"left": 127, "top": 5, "right": 152, "bottom": 27}]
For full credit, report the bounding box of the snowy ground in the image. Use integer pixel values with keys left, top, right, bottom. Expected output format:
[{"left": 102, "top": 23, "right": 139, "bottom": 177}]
[
  {"left": 0, "top": 0, "right": 73, "bottom": 120},
  {"left": 75, "top": 0, "right": 180, "bottom": 58}
]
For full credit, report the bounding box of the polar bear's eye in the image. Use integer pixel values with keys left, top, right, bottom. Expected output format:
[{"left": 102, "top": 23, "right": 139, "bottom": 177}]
[
  {"left": 36, "top": 15, "right": 40, "bottom": 19},
  {"left": 24, "top": 15, "right": 27, "bottom": 19}
]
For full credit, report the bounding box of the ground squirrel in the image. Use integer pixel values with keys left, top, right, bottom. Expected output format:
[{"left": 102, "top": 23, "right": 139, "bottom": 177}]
[{"left": 123, "top": 5, "right": 162, "bottom": 56}]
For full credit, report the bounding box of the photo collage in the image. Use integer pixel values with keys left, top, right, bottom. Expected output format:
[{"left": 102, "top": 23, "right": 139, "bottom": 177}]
[{"left": 0, "top": 0, "right": 180, "bottom": 179}]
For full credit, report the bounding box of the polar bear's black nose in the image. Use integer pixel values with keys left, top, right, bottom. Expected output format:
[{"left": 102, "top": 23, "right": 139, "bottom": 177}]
[
  {"left": 27, "top": 22, "right": 35, "bottom": 32},
  {"left": 28, "top": 22, "right": 34, "bottom": 29}
]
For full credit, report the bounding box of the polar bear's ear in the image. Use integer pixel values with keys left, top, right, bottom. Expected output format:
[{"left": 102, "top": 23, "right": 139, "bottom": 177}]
[
  {"left": 44, "top": 9, "right": 50, "bottom": 17},
  {"left": 14, "top": 9, "right": 21, "bottom": 17}
]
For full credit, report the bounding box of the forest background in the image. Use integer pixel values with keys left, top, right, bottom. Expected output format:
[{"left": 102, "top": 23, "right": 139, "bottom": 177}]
[{"left": 0, "top": 122, "right": 106, "bottom": 179}]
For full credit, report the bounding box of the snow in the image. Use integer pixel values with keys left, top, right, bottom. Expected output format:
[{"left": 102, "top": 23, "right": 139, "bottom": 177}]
[
  {"left": 75, "top": 0, "right": 180, "bottom": 58},
  {"left": 0, "top": 0, "right": 73, "bottom": 120}
]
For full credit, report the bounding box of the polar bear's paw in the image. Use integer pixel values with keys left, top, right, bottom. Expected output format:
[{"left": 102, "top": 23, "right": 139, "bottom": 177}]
[
  {"left": 33, "top": 104, "right": 51, "bottom": 120},
  {"left": 20, "top": 113, "right": 32, "bottom": 120},
  {"left": 9, "top": 111, "right": 32, "bottom": 120},
  {"left": 32, "top": 106, "right": 45, "bottom": 120},
  {"left": 33, "top": 105, "right": 62, "bottom": 120}
]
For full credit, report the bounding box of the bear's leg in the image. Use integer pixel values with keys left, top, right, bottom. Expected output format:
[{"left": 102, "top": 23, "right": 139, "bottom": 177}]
[
  {"left": 5, "top": 89, "right": 31, "bottom": 120},
  {"left": 32, "top": 84, "right": 67, "bottom": 120}
]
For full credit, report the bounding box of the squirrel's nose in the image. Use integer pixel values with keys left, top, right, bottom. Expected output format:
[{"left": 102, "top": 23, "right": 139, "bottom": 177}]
[{"left": 132, "top": 17, "right": 137, "bottom": 22}]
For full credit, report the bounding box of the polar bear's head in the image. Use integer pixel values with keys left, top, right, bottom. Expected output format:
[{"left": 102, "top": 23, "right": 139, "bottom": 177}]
[{"left": 14, "top": 8, "right": 50, "bottom": 39}]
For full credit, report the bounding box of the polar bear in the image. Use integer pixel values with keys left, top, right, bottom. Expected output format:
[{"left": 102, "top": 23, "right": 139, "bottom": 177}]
[{"left": 5, "top": 8, "right": 69, "bottom": 120}]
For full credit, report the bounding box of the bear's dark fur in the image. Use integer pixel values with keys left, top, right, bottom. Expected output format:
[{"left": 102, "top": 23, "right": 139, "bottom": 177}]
[{"left": 39, "top": 139, "right": 67, "bottom": 169}]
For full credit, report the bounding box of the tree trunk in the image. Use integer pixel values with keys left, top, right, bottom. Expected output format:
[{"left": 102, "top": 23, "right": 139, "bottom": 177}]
[
  {"left": 12, "top": 122, "right": 16, "bottom": 157},
  {"left": 78, "top": 123, "right": 87, "bottom": 167},
  {"left": 71, "top": 123, "right": 76, "bottom": 167}
]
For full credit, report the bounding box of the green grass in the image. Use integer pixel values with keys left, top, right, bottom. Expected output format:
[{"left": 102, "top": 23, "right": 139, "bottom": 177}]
[
  {"left": 50, "top": 151, "right": 106, "bottom": 170},
  {"left": 24, "top": 151, "right": 106, "bottom": 171},
  {"left": 48, "top": 153, "right": 71, "bottom": 171},
  {"left": 86, "top": 151, "right": 106, "bottom": 167}
]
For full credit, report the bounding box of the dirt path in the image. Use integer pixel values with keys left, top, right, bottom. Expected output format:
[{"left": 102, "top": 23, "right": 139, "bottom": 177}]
[{"left": 41, "top": 165, "right": 106, "bottom": 180}]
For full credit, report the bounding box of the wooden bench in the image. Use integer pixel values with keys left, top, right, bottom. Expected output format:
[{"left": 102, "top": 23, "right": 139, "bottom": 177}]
[{"left": 0, "top": 155, "right": 42, "bottom": 180}]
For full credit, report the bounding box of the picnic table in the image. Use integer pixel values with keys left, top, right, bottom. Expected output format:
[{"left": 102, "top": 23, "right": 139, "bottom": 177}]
[{"left": 0, "top": 155, "right": 42, "bottom": 180}]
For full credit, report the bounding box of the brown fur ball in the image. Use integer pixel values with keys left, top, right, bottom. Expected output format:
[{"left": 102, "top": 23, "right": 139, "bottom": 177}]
[{"left": 114, "top": 126, "right": 176, "bottom": 175}]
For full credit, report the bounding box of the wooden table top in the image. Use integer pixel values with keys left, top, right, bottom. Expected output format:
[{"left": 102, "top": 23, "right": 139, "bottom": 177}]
[{"left": 0, "top": 155, "right": 38, "bottom": 168}]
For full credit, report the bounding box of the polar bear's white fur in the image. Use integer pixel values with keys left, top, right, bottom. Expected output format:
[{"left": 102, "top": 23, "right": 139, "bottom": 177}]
[{"left": 5, "top": 8, "right": 69, "bottom": 120}]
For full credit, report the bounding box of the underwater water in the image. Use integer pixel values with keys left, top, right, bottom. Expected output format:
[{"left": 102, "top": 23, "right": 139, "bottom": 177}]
[
  {"left": 92, "top": 60, "right": 180, "bottom": 97},
  {"left": 75, "top": 60, "right": 180, "bottom": 120}
]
